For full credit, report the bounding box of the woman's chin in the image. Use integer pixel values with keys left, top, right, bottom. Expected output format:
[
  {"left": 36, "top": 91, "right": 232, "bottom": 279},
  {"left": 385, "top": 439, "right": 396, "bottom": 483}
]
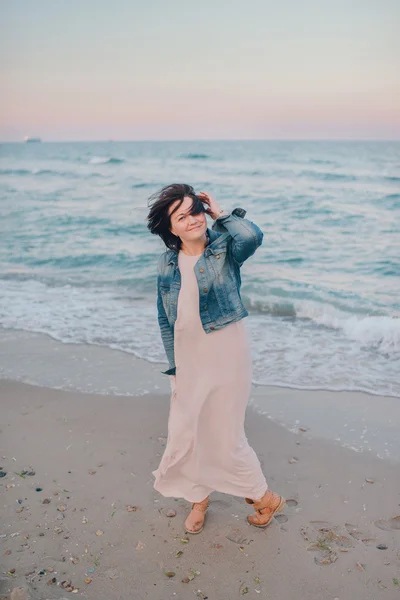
[{"left": 190, "top": 227, "right": 206, "bottom": 237}]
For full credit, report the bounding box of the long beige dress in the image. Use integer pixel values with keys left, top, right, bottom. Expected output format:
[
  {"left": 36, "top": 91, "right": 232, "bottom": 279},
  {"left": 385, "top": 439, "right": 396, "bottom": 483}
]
[{"left": 152, "top": 250, "right": 268, "bottom": 503}]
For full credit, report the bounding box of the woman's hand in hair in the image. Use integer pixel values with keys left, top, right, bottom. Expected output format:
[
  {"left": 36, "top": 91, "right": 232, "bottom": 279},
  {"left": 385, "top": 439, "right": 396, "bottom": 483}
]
[{"left": 198, "top": 191, "right": 224, "bottom": 220}]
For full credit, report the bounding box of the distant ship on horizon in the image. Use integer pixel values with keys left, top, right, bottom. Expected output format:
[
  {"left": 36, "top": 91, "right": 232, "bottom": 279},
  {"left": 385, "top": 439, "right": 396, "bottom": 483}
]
[{"left": 24, "top": 136, "right": 42, "bottom": 143}]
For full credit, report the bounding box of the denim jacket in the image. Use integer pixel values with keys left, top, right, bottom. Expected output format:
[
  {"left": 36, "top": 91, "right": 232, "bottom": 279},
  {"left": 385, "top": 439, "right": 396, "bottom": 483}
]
[{"left": 157, "top": 208, "right": 264, "bottom": 375}]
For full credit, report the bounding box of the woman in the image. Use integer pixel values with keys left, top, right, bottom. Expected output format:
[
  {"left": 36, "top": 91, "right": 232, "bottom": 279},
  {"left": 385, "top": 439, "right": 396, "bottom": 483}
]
[{"left": 147, "top": 183, "right": 285, "bottom": 534}]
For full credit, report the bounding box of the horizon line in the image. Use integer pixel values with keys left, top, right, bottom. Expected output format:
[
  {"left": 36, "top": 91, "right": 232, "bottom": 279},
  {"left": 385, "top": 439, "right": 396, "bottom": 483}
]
[{"left": 1, "top": 138, "right": 400, "bottom": 143}]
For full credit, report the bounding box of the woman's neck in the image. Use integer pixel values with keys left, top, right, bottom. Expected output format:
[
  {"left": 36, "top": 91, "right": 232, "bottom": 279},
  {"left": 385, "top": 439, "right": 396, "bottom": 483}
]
[{"left": 180, "top": 232, "right": 208, "bottom": 256}]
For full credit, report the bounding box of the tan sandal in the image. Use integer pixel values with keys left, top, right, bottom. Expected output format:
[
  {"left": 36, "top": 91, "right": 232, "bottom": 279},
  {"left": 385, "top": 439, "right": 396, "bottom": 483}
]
[
  {"left": 184, "top": 496, "right": 210, "bottom": 534},
  {"left": 245, "top": 490, "right": 286, "bottom": 528}
]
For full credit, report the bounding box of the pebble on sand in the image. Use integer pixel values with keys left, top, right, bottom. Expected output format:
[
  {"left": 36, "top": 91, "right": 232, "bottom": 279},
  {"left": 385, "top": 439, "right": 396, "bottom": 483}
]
[{"left": 21, "top": 468, "right": 35, "bottom": 476}]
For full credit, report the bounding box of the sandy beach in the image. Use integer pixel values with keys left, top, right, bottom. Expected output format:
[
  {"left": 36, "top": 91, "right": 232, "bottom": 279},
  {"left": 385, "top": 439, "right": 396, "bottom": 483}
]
[{"left": 1, "top": 379, "right": 399, "bottom": 600}]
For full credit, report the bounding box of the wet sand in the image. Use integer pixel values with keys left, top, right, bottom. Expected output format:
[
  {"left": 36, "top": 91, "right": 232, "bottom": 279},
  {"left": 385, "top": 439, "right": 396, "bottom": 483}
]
[{"left": 1, "top": 379, "right": 399, "bottom": 600}]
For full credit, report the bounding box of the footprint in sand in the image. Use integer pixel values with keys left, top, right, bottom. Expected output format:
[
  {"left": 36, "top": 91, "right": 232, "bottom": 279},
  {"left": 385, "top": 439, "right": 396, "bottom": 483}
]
[
  {"left": 309, "top": 521, "right": 354, "bottom": 548},
  {"left": 345, "top": 522, "right": 376, "bottom": 545},
  {"left": 301, "top": 521, "right": 355, "bottom": 565},
  {"left": 272, "top": 498, "right": 298, "bottom": 525},
  {"left": 374, "top": 515, "right": 400, "bottom": 531},
  {"left": 285, "top": 498, "right": 298, "bottom": 507},
  {"left": 225, "top": 528, "right": 253, "bottom": 545},
  {"left": 275, "top": 514, "right": 288, "bottom": 524}
]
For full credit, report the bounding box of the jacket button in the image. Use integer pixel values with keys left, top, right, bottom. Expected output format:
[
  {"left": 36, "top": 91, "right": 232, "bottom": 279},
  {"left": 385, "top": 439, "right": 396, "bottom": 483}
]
[
  {"left": 210, "top": 326, "right": 215, "bottom": 330},
  {"left": 204, "top": 305, "right": 208, "bottom": 310},
  {"left": 216, "top": 254, "right": 220, "bottom": 258},
  {"left": 199, "top": 268, "right": 204, "bottom": 273},
  {"left": 203, "top": 288, "right": 208, "bottom": 293}
]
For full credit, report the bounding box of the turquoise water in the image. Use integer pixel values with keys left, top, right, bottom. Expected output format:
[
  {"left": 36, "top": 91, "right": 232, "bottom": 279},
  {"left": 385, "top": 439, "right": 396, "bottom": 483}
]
[{"left": 0, "top": 140, "right": 399, "bottom": 396}]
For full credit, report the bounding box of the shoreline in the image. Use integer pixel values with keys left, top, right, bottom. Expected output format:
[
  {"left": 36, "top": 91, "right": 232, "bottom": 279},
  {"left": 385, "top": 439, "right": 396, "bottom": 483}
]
[
  {"left": 1, "top": 379, "right": 400, "bottom": 600},
  {"left": 3, "top": 324, "right": 400, "bottom": 400},
  {"left": 1, "top": 328, "right": 400, "bottom": 463},
  {"left": 0, "top": 308, "right": 400, "bottom": 399}
]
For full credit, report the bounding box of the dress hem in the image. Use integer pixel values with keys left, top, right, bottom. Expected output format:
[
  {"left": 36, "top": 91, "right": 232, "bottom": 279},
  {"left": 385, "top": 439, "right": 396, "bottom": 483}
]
[{"left": 152, "top": 470, "right": 268, "bottom": 503}]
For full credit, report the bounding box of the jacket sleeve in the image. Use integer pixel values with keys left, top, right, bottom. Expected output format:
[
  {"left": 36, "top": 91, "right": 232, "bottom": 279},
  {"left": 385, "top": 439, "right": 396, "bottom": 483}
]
[
  {"left": 211, "top": 207, "right": 263, "bottom": 265},
  {"left": 157, "top": 255, "right": 176, "bottom": 376}
]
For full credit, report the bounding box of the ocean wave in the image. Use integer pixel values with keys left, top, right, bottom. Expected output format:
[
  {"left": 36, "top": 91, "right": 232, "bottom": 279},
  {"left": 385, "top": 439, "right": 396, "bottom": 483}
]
[
  {"left": 307, "top": 159, "right": 338, "bottom": 166},
  {"left": 0, "top": 271, "right": 154, "bottom": 291},
  {"left": 50, "top": 215, "right": 110, "bottom": 227},
  {"left": 32, "top": 169, "right": 57, "bottom": 175},
  {"left": 179, "top": 153, "right": 209, "bottom": 160},
  {"left": 295, "top": 301, "right": 400, "bottom": 353},
  {"left": 237, "top": 169, "right": 265, "bottom": 176},
  {"left": 0, "top": 278, "right": 398, "bottom": 398},
  {"left": 383, "top": 193, "right": 400, "bottom": 200},
  {"left": 274, "top": 256, "right": 305, "bottom": 264},
  {"left": 130, "top": 182, "right": 154, "bottom": 188},
  {"left": 1, "top": 168, "right": 26, "bottom": 176},
  {"left": 250, "top": 379, "right": 400, "bottom": 399},
  {"left": 11, "top": 252, "right": 138, "bottom": 269},
  {"left": 104, "top": 223, "right": 146, "bottom": 235},
  {"left": 0, "top": 167, "right": 106, "bottom": 179},
  {"left": 0, "top": 168, "right": 54, "bottom": 176},
  {"left": 376, "top": 194, "right": 400, "bottom": 210},
  {"left": 246, "top": 297, "right": 297, "bottom": 317},
  {"left": 372, "top": 260, "right": 400, "bottom": 277},
  {"left": 88, "top": 156, "right": 125, "bottom": 164},
  {"left": 246, "top": 296, "right": 399, "bottom": 353},
  {"left": 299, "top": 170, "right": 356, "bottom": 182}
]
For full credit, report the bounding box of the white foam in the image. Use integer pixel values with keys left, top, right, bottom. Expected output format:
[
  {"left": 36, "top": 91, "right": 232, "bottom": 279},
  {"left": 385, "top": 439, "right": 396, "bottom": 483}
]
[
  {"left": 89, "top": 156, "right": 111, "bottom": 164},
  {"left": 0, "top": 279, "right": 165, "bottom": 365},
  {"left": 295, "top": 300, "right": 400, "bottom": 353},
  {"left": 0, "top": 279, "right": 399, "bottom": 398}
]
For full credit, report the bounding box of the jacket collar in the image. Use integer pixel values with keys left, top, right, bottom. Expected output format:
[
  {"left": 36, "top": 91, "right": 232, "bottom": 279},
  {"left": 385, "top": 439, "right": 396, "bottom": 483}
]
[{"left": 166, "top": 227, "right": 225, "bottom": 266}]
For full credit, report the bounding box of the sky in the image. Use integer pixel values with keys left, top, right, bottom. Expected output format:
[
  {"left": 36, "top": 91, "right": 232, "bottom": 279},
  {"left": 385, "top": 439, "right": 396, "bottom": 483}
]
[{"left": 0, "top": 0, "right": 399, "bottom": 141}]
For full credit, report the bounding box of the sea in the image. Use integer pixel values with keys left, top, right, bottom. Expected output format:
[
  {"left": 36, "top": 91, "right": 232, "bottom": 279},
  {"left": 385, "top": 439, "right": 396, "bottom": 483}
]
[{"left": 0, "top": 140, "right": 399, "bottom": 402}]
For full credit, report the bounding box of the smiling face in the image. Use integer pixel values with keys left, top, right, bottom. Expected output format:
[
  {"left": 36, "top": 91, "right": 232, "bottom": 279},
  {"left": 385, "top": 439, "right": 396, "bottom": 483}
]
[{"left": 168, "top": 196, "right": 207, "bottom": 243}]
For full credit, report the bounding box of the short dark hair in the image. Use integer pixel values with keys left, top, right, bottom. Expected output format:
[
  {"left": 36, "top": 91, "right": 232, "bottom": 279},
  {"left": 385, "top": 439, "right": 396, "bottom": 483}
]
[{"left": 147, "top": 183, "right": 207, "bottom": 251}]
